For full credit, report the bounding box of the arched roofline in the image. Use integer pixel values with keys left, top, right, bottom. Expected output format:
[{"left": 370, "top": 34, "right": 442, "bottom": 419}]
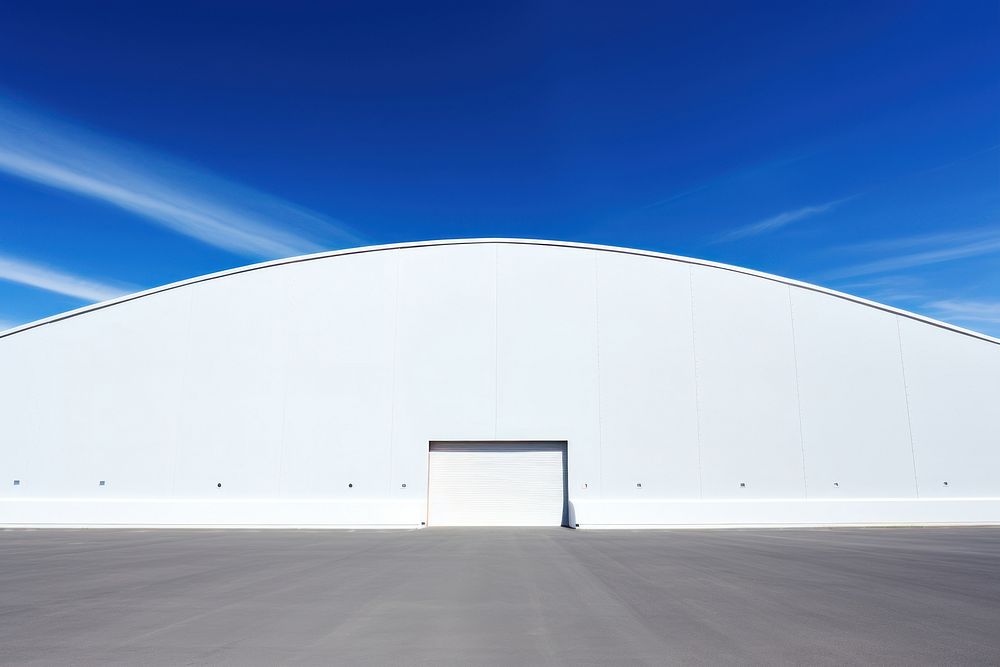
[{"left": 2, "top": 238, "right": 998, "bottom": 345}]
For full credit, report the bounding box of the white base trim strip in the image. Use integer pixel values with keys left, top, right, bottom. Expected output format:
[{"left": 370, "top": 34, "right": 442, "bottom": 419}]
[
  {"left": 3, "top": 497, "right": 1000, "bottom": 528},
  {"left": 0, "top": 498, "right": 426, "bottom": 528},
  {"left": 570, "top": 498, "right": 1000, "bottom": 527}
]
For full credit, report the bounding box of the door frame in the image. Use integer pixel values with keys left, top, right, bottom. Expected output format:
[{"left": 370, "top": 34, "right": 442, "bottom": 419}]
[{"left": 425, "top": 440, "right": 570, "bottom": 527}]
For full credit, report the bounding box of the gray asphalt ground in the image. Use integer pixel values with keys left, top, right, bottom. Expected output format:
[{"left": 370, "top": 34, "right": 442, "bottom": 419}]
[{"left": 1, "top": 527, "right": 998, "bottom": 665}]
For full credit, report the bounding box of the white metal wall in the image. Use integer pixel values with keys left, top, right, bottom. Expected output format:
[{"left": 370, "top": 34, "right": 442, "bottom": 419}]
[{"left": 1, "top": 239, "right": 998, "bottom": 527}]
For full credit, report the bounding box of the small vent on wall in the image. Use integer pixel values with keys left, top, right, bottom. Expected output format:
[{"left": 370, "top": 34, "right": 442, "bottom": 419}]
[
  {"left": 12, "top": 480, "right": 19, "bottom": 486},
  {"left": 99, "top": 480, "right": 106, "bottom": 487}
]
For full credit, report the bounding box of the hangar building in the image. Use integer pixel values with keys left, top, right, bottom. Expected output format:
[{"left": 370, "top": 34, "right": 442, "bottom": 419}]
[{"left": 1, "top": 239, "right": 997, "bottom": 528}]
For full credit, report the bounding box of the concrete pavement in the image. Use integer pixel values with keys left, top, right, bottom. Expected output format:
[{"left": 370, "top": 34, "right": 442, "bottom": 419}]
[{"left": 1, "top": 527, "right": 998, "bottom": 665}]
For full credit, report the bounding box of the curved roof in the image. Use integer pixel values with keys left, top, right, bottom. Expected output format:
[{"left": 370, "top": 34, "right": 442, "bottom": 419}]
[{"left": 2, "top": 238, "right": 997, "bottom": 345}]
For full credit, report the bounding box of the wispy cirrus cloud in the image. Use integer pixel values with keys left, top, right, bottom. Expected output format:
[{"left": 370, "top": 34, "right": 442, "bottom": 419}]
[
  {"left": 833, "top": 275, "right": 930, "bottom": 305},
  {"left": 641, "top": 152, "right": 812, "bottom": 212},
  {"left": 715, "top": 197, "right": 851, "bottom": 243},
  {"left": 925, "top": 299, "right": 1000, "bottom": 326},
  {"left": 0, "top": 252, "right": 135, "bottom": 302},
  {"left": 823, "top": 226, "right": 1000, "bottom": 280},
  {"left": 0, "top": 97, "right": 361, "bottom": 259},
  {"left": 641, "top": 184, "right": 711, "bottom": 210}
]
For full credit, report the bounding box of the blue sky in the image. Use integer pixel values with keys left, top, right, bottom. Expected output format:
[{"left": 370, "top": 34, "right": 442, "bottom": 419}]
[{"left": 0, "top": 1, "right": 997, "bottom": 334}]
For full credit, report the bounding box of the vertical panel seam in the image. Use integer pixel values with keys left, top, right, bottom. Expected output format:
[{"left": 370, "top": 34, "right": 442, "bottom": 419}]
[
  {"left": 896, "top": 317, "right": 921, "bottom": 497},
  {"left": 387, "top": 254, "right": 401, "bottom": 495},
  {"left": 168, "top": 288, "right": 196, "bottom": 498},
  {"left": 494, "top": 244, "right": 500, "bottom": 439},
  {"left": 593, "top": 252, "right": 604, "bottom": 494},
  {"left": 787, "top": 286, "right": 809, "bottom": 497},
  {"left": 688, "top": 265, "right": 704, "bottom": 499},
  {"left": 275, "top": 270, "right": 292, "bottom": 497}
]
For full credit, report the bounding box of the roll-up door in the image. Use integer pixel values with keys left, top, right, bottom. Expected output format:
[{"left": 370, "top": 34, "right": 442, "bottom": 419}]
[{"left": 427, "top": 442, "right": 568, "bottom": 526}]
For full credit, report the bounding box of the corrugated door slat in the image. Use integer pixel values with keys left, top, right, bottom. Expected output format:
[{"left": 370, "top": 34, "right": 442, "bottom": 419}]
[{"left": 427, "top": 442, "right": 567, "bottom": 526}]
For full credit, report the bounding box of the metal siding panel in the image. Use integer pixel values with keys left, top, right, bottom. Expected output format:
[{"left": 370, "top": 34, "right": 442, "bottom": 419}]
[
  {"left": 9, "top": 289, "right": 191, "bottom": 499},
  {"left": 898, "top": 318, "right": 1000, "bottom": 497},
  {"left": 391, "top": 244, "right": 498, "bottom": 499},
  {"left": 691, "top": 266, "right": 805, "bottom": 499},
  {"left": 278, "top": 252, "right": 397, "bottom": 499},
  {"left": 596, "top": 252, "right": 701, "bottom": 499},
  {"left": 790, "top": 288, "right": 917, "bottom": 498},
  {"left": 495, "top": 244, "right": 600, "bottom": 496},
  {"left": 172, "top": 268, "right": 290, "bottom": 498}
]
